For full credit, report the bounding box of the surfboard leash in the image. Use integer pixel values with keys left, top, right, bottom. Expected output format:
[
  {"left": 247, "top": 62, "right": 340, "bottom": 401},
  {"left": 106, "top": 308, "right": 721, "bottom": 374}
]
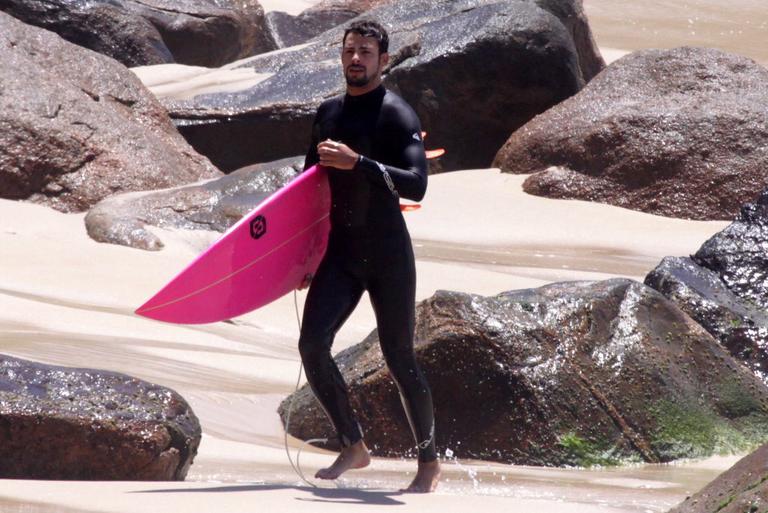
[
  {"left": 285, "top": 290, "right": 438, "bottom": 488},
  {"left": 283, "top": 290, "right": 329, "bottom": 488}
]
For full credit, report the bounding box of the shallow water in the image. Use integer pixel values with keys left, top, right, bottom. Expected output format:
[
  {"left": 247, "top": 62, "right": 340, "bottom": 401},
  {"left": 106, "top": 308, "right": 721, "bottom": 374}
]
[
  {"left": 186, "top": 454, "right": 734, "bottom": 512},
  {"left": 414, "top": 240, "right": 659, "bottom": 281},
  {"left": 584, "top": 0, "right": 768, "bottom": 66}
]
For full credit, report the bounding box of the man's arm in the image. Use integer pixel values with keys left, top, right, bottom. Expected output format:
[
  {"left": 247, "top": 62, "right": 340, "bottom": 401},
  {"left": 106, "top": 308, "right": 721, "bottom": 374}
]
[
  {"left": 355, "top": 146, "right": 427, "bottom": 201},
  {"left": 355, "top": 101, "right": 427, "bottom": 201}
]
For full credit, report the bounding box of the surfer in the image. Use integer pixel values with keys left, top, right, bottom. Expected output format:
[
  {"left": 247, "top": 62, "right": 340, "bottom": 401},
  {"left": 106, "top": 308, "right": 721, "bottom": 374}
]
[{"left": 299, "top": 20, "right": 440, "bottom": 493}]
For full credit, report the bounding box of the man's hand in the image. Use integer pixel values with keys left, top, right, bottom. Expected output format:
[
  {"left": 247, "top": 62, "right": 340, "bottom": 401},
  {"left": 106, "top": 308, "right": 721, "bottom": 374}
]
[{"left": 317, "top": 139, "right": 359, "bottom": 170}]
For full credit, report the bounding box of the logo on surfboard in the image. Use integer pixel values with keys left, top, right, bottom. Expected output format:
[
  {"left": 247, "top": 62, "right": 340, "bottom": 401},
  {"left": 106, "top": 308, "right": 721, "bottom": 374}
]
[{"left": 250, "top": 215, "right": 267, "bottom": 239}]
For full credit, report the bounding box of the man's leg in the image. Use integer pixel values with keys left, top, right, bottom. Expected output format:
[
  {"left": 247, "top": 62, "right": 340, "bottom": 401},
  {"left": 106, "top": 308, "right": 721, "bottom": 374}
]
[
  {"left": 298, "top": 253, "right": 369, "bottom": 479},
  {"left": 368, "top": 241, "right": 440, "bottom": 492}
]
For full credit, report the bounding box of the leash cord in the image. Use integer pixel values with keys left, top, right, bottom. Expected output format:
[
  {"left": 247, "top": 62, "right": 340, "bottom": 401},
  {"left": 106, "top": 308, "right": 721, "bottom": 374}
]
[
  {"left": 283, "top": 289, "right": 328, "bottom": 487},
  {"left": 283, "top": 289, "right": 436, "bottom": 485}
]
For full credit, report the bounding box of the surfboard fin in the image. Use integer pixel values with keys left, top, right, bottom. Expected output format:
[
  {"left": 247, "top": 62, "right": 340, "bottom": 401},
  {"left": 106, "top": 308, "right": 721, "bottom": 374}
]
[
  {"left": 426, "top": 148, "right": 445, "bottom": 159},
  {"left": 421, "top": 131, "right": 445, "bottom": 160}
]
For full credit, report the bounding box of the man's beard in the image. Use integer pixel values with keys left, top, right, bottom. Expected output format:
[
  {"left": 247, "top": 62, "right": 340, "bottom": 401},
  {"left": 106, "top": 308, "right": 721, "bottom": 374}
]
[{"left": 345, "top": 64, "right": 378, "bottom": 87}]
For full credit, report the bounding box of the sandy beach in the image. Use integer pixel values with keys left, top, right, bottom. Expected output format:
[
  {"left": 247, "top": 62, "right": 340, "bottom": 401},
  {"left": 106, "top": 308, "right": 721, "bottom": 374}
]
[
  {"left": 0, "top": 169, "right": 734, "bottom": 512},
  {"left": 2, "top": 0, "right": 765, "bottom": 511}
]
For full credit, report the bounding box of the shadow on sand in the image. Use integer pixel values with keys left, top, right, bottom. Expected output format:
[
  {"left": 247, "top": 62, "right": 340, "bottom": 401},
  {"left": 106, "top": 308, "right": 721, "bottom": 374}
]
[{"left": 129, "top": 483, "right": 407, "bottom": 505}]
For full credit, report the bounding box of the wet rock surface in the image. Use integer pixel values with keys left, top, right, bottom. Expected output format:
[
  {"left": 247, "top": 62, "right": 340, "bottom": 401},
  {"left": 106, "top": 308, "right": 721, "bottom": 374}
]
[
  {"left": 266, "top": 1, "right": 402, "bottom": 48},
  {"left": 0, "top": 354, "right": 201, "bottom": 480},
  {"left": 0, "top": 12, "right": 221, "bottom": 213},
  {"left": 668, "top": 443, "right": 768, "bottom": 513},
  {"left": 494, "top": 47, "right": 768, "bottom": 220},
  {"left": 265, "top": 10, "right": 346, "bottom": 49},
  {"left": 646, "top": 189, "right": 768, "bottom": 382},
  {"left": 266, "top": 3, "right": 360, "bottom": 48},
  {"left": 167, "top": 0, "right": 604, "bottom": 172},
  {"left": 280, "top": 279, "right": 768, "bottom": 466},
  {"left": 0, "top": 0, "right": 276, "bottom": 67},
  {"left": 85, "top": 157, "right": 303, "bottom": 250},
  {"left": 694, "top": 189, "right": 768, "bottom": 312}
]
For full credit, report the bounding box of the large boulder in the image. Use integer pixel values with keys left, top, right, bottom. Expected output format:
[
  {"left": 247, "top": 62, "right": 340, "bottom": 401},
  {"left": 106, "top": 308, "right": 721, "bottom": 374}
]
[
  {"left": 280, "top": 279, "right": 768, "bottom": 466},
  {"left": 0, "top": 0, "right": 276, "bottom": 68},
  {"left": 265, "top": 0, "right": 382, "bottom": 48},
  {"left": 668, "top": 443, "right": 768, "bottom": 513},
  {"left": 0, "top": 12, "right": 221, "bottom": 213},
  {"left": 165, "top": 0, "right": 605, "bottom": 172},
  {"left": 0, "top": 354, "right": 201, "bottom": 480},
  {"left": 85, "top": 157, "right": 303, "bottom": 250},
  {"left": 494, "top": 47, "right": 768, "bottom": 221},
  {"left": 646, "top": 188, "right": 768, "bottom": 381}
]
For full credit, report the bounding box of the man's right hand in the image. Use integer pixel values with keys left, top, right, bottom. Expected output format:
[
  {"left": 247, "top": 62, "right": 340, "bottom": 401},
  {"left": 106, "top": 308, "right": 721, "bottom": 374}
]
[{"left": 317, "top": 139, "right": 359, "bottom": 170}]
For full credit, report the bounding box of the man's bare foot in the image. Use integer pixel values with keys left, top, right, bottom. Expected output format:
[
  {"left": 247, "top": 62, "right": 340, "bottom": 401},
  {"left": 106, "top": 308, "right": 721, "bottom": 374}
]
[
  {"left": 402, "top": 459, "right": 441, "bottom": 493},
  {"left": 315, "top": 440, "right": 371, "bottom": 480}
]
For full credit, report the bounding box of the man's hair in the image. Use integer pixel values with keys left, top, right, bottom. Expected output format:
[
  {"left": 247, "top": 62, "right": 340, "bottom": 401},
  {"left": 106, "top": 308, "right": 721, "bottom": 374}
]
[{"left": 343, "top": 20, "right": 389, "bottom": 54}]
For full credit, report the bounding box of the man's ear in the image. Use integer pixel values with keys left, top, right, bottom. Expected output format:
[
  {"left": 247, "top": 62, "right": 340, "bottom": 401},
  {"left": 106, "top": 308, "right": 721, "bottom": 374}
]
[{"left": 380, "top": 52, "right": 390, "bottom": 67}]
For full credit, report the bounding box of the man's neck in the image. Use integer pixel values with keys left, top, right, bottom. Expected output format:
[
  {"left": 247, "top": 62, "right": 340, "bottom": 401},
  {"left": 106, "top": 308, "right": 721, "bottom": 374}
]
[{"left": 346, "top": 78, "right": 383, "bottom": 96}]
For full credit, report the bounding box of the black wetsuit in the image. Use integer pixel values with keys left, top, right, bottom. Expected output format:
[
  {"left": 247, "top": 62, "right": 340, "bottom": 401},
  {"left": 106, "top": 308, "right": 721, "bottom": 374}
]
[{"left": 300, "top": 84, "right": 437, "bottom": 462}]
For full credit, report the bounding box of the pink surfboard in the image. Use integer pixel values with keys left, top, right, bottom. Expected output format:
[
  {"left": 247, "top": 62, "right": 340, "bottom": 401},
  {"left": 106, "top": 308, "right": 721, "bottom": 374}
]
[{"left": 135, "top": 165, "right": 331, "bottom": 324}]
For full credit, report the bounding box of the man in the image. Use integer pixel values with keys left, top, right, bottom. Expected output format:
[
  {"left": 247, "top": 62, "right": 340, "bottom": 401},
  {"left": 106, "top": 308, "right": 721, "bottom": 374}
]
[{"left": 299, "top": 19, "right": 441, "bottom": 493}]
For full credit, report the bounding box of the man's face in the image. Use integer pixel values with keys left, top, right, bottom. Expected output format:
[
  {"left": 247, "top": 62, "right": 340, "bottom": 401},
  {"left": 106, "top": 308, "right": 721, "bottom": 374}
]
[{"left": 342, "top": 32, "right": 387, "bottom": 87}]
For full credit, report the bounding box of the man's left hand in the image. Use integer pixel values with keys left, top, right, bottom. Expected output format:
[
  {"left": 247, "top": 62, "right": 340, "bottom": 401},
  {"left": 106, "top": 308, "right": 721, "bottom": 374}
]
[{"left": 317, "top": 140, "right": 359, "bottom": 170}]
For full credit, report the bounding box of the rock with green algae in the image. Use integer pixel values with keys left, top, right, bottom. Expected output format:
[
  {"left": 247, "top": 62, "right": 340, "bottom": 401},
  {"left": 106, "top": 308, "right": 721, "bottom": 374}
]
[
  {"left": 0, "top": 354, "right": 201, "bottom": 480},
  {"left": 280, "top": 279, "right": 768, "bottom": 467}
]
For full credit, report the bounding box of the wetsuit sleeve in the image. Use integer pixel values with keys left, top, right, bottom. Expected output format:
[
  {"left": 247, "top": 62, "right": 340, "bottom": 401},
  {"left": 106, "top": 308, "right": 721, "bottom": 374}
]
[{"left": 354, "top": 101, "right": 428, "bottom": 202}]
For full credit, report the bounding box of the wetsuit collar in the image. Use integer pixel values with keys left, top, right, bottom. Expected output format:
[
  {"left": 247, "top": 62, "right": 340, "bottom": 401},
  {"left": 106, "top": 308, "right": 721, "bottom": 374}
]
[{"left": 344, "top": 84, "right": 386, "bottom": 105}]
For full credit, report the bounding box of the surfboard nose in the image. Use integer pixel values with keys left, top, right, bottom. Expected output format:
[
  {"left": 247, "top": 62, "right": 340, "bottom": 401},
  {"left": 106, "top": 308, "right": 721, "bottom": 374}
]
[{"left": 133, "top": 165, "right": 331, "bottom": 325}]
